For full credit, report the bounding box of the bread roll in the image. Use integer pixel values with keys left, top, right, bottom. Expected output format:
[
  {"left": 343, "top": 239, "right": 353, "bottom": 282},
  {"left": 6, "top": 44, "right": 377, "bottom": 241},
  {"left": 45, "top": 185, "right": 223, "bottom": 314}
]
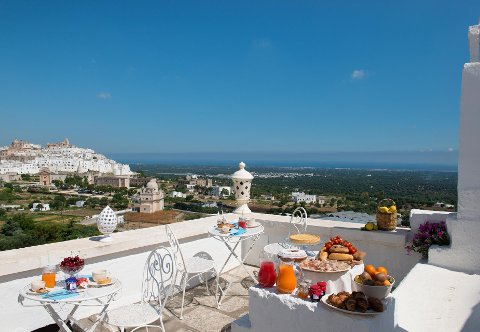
[
  {"left": 328, "top": 252, "right": 354, "bottom": 261},
  {"left": 319, "top": 251, "right": 328, "bottom": 261},
  {"left": 353, "top": 250, "right": 366, "bottom": 261},
  {"left": 330, "top": 245, "right": 350, "bottom": 254}
]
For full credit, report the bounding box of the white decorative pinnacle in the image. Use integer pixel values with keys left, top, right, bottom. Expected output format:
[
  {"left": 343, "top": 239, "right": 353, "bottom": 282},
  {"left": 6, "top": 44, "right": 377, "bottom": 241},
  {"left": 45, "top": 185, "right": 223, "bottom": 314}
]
[
  {"left": 232, "top": 161, "right": 254, "bottom": 215},
  {"left": 97, "top": 205, "right": 118, "bottom": 242}
]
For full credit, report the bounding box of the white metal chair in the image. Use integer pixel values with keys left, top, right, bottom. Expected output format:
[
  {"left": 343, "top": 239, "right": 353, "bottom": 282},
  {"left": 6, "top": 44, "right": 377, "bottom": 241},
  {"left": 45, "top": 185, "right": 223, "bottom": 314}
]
[
  {"left": 104, "top": 246, "right": 176, "bottom": 332},
  {"left": 263, "top": 207, "right": 308, "bottom": 257},
  {"left": 166, "top": 224, "right": 219, "bottom": 319}
]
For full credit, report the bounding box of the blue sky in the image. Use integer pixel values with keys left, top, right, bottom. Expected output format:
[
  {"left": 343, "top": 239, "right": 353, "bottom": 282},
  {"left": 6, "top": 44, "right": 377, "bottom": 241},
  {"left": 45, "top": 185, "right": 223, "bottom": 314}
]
[{"left": 0, "top": 0, "right": 478, "bottom": 161}]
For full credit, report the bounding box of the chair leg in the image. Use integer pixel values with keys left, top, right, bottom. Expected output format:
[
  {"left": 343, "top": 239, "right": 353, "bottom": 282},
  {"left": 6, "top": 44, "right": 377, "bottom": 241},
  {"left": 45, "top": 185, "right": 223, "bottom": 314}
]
[
  {"left": 180, "top": 274, "right": 187, "bottom": 320},
  {"left": 160, "top": 315, "right": 165, "bottom": 332},
  {"left": 214, "top": 270, "right": 220, "bottom": 308},
  {"left": 205, "top": 272, "right": 210, "bottom": 294}
]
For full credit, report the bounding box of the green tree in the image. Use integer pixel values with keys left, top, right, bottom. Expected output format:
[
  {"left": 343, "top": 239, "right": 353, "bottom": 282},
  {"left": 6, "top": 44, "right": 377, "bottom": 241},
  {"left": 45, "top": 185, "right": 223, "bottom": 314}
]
[{"left": 21, "top": 174, "right": 32, "bottom": 181}]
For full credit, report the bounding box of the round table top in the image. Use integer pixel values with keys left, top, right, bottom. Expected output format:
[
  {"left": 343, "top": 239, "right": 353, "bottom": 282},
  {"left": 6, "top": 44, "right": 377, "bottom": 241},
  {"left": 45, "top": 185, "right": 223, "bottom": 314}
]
[
  {"left": 209, "top": 224, "right": 264, "bottom": 239},
  {"left": 20, "top": 277, "right": 122, "bottom": 303}
]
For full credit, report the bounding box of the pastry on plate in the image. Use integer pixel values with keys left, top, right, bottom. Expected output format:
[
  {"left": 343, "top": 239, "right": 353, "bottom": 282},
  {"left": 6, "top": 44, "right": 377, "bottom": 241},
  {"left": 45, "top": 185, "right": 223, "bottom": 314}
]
[{"left": 289, "top": 233, "right": 320, "bottom": 245}]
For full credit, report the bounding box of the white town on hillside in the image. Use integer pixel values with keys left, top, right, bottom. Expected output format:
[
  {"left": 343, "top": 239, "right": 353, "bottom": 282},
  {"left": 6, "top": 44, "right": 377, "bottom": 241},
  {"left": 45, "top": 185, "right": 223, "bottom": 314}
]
[{"left": 0, "top": 138, "right": 132, "bottom": 177}]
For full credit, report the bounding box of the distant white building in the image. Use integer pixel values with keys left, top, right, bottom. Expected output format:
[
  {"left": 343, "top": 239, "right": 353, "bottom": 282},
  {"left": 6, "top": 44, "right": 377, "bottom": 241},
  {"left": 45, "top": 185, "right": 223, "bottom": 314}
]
[
  {"left": 212, "top": 185, "right": 231, "bottom": 198},
  {"left": 317, "top": 196, "right": 326, "bottom": 205},
  {"left": 434, "top": 202, "right": 455, "bottom": 209},
  {"left": 170, "top": 191, "right": 187, "bottom": 199},
  {"left": 75, "top": 200, "right": 86, "bottom": 208},
  {"left": 31, "top": 203, "right": 50, "bottom": 211},
  {"left": 291, "top": 192, "right": 317, "bottom": 204},
  {"left": 260, "top": 194, "right": 275, "bottom": 201},
  {"left": 185, "top": 184, "right": 195, "bottom": 193}
]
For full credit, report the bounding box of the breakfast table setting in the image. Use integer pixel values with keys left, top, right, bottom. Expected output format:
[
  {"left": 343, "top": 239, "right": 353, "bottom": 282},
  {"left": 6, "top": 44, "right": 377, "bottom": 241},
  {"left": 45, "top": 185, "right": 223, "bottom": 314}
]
[
  {"left": 250, "top": 225, "right": 397, "bottom": 328},
  {"left": 18, "top": 255, "right": 122, "bottom": 332},
  {"left": 208, "top": 214, "right": 264, "bottom": 306}
]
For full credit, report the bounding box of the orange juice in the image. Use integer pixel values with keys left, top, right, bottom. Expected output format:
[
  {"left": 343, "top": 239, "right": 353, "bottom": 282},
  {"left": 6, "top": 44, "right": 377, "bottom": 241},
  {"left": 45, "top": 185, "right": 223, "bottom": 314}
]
[
  {"left": 276, "top": 264, "right": 296, "bottom": 294},
  {"left": 42, "top": 265, "right": 57, "bottom": 288},
  {"left": 42, "top": 273, "right": 56, "bottom": 288}
]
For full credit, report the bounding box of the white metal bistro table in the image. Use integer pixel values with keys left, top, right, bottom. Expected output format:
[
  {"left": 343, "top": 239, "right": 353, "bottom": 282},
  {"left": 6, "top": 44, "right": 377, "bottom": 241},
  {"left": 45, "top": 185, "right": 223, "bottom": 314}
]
[
  {"left": 209, "top": 224, "right": 264, "bottom": 306},
  {"left": 19, "top": 277, "right": 122, "bottom": 332}
]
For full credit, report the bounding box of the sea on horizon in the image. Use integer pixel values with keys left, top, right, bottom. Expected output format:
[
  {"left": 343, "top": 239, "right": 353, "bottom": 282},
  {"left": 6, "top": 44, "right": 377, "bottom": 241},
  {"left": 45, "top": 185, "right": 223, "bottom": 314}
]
[{"left": 107, "top": 151, "right": 458, "bottom": 172}]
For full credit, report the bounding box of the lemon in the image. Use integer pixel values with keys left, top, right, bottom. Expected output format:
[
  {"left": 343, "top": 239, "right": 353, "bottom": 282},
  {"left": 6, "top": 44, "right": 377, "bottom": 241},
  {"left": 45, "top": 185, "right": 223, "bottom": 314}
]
[
  {"left": 365, "top": 222, "right": 374, "bottom": 231},
  {"left": 378, "top": 206, "right": 389, "bottom": 213},
  {"left": 388, "top": 205, "right": 397, "bottom": 213}
]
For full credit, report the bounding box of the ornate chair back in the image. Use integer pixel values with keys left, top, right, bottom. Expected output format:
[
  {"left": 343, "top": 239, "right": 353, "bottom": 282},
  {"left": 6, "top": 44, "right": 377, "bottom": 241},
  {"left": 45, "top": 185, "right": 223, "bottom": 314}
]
[
  {"left": 287, "top": 207, "right": 308, "bottom": 237},
  {"left": 166, "top": 225, "right": 186, "bottom": 272},
  {"left": 141, "top": 246, "right": 177, "bottom": 313}
]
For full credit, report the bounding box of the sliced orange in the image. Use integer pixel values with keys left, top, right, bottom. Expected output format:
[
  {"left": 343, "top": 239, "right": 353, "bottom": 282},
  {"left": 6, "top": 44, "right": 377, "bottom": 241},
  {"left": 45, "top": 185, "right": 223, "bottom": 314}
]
[
  {"left": 364, "top": 265, "right": 377, "bottom": 277},
  {"left": 376, "top": 266, "right": 388, "bottom": 275},
  {"left": 383, "top": 280, "right": 391, "bottom": 286}
]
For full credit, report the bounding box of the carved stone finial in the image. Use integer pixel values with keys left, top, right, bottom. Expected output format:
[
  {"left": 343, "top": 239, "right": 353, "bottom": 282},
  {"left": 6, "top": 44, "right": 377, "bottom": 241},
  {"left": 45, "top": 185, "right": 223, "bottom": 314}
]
[{"left": 468, "top": 24, "right": 480, "bottom": 63}]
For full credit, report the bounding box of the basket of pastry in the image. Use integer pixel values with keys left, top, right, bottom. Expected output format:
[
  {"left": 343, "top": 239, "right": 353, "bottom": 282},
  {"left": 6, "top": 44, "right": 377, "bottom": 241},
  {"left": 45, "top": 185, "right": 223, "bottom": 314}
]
[
  {"left": 324, "top": 291, "right": 385, "bottom": 314},
  {"left": 317, "top": 235, "right": 366, "bottom": 264},
  {"left": 376, "top": 198, "right": 397, "bottom": 231}
]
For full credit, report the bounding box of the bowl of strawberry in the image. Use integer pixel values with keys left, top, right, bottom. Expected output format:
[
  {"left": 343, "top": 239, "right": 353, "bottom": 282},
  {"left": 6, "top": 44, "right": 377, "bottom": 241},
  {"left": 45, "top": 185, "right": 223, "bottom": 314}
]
[{"left": 59, "top": 255, "right": 85, "bottom": 276}]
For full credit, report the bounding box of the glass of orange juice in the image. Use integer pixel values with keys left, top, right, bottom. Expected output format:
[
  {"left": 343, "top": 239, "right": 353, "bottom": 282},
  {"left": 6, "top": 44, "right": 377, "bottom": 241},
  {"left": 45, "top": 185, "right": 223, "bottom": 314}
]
[{"left": 42, "top": 265, "right": 57, "bottom": 288}]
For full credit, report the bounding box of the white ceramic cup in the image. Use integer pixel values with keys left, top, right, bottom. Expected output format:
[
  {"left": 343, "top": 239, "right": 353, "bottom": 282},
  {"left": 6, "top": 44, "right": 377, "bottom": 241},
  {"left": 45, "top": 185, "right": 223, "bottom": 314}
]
[
  {"left": 92, "top": 269, "right": 109, "bottom": 282},
  {"left": 31, "top": 280, "right": 46, "bottom": 291},
  {"left": 246, "top": 218, "right": 256, "bottom": 227}
]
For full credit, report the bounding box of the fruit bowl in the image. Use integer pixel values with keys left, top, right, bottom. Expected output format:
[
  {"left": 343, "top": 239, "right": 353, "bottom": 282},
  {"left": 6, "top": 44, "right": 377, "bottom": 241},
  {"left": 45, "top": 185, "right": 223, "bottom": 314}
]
[
  {"left": 352, "top": 276, "right": 395, "bottom": 299},
  {"left": 59, "top": 256, "right": 85, "bottom": 276}
]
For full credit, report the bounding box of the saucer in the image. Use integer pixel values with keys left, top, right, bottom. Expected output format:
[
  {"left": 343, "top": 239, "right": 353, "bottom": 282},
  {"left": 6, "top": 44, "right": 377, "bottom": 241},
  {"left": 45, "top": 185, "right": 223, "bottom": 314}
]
[{"left": 246, "top": 222, "right": 261, "bottom": 228}]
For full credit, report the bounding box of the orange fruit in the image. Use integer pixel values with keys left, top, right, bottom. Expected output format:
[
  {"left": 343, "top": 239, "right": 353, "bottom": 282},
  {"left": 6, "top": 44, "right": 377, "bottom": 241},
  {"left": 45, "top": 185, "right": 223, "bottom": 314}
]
[
  {"left": 364, "top": 265, "right": 376, "bottom": 277},
  {"left": 383, "top": 280, "right": 391, "bottom": 286},
  {"left": 376, "top": 266, "right": 388, "bottom": 275}
]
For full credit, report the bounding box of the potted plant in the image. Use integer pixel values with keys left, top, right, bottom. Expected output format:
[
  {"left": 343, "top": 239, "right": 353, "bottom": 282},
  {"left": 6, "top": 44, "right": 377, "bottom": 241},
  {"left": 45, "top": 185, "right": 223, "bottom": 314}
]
[{"left": 405, "top": 221, "right": 450, "bottom": 258}]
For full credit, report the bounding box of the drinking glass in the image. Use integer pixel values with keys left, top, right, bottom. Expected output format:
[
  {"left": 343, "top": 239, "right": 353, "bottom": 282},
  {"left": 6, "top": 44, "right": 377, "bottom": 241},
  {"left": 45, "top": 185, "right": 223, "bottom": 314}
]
[
  {"left": 42, "top": 265, "right": 57, "bottom": 288},
  {"left": 238, "top": 217, "right": 247, "bottom": 229},
  {"left": 258, "top": 252, "right": 276, "bottom": 288}
]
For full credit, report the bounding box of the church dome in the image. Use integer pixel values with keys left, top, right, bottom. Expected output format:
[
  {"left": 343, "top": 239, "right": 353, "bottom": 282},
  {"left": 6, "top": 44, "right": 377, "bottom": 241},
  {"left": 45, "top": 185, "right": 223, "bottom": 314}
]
[{"left": 146, "top": 179, "right": 158, "bottom": 189}]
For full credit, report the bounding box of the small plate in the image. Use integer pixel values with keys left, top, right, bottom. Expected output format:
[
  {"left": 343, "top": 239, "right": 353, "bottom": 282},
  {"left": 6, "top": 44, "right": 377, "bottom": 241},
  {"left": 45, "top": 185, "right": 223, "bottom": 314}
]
[
  {"left": 321, "top": 294, "right": 385, "bottom": 315},
  {"left": 28, "top": 288, "right": 50, "bottom": 295},
  {"left": 88, "top": 277, "right": 113, "bottom": 287},
  {"left": 246, "top": 222, "right": 261, "bottom": 228}
]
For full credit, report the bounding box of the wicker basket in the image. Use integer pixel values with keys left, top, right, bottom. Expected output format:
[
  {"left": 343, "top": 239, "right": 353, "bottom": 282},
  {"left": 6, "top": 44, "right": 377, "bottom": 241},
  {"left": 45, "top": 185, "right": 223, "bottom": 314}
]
[{"left": 376, "top": 198, "right": 397, "bottom": 231}]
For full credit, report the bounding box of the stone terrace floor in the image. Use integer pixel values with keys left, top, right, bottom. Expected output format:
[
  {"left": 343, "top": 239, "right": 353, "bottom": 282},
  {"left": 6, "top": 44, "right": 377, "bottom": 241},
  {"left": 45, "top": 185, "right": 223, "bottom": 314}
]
[{"left": 65, "top": 265, "right": 258, "bottom": 332}]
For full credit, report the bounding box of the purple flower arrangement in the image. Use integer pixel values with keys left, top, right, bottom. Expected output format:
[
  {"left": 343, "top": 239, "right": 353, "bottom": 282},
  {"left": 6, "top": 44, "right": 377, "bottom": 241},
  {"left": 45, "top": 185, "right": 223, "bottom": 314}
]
[{"left": 405, "top": 221, "right": 450, "bottom": 258}]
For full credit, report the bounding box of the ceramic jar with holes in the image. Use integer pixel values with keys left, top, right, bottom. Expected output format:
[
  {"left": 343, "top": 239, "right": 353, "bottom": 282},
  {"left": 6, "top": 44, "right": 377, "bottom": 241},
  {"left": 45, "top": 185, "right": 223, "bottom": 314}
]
[
  {"left": 97, "top": 205, "right": 118, "bottom": 242},
  {"left": 232, "top": 161, "right": 254, "bottom": 215}
]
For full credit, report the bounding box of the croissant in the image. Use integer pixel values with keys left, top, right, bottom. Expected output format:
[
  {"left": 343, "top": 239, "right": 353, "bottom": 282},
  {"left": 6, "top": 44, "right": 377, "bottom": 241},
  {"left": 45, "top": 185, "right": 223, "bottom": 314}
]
[
  {"left": 368, "top": 297, "right": 384, "bottom": 312},
  {"left": 345, "top": 296, "right": 357, "bottom": 311},
  {"left": 354, "top": 292, "right": 369, "bottom": 312}
]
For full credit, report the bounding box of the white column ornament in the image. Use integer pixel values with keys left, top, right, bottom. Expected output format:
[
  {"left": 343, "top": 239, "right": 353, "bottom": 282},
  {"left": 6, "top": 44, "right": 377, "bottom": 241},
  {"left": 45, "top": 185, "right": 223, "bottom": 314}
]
[
  {"left": 232, "top": 161, "right": 254, "bottom": 215},
  {"left": 97, "top": 205, "right": 118, "bottom": 242}
]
